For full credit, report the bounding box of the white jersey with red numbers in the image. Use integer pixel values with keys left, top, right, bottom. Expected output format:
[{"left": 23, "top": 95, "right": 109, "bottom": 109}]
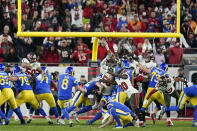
[
  {"left": 25, "top": 62, "right": 41, "bottom": 76},
  {"left": 100, "top": 72, "right": 114, "bottom": 95},
  {"left": 115, "top": 71, "right": 138, "bottom": 97},
  {"left": 139, "top": 60, "right": 156, "bottom": 79}
]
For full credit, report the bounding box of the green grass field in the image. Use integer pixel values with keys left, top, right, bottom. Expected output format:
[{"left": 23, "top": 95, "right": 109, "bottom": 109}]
[{"left": 0, "top": 119, "right": 196, "bottom": 131}]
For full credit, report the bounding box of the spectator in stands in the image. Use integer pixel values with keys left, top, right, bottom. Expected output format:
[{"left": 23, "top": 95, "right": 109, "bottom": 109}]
[
  {"left": 168, "top": 42, "right": 183, "bottom": 64},
  {"left": 71, "top": 3, "right": 83, "bottom": 32},
  {"left": 0, "top": 10, "right": 13, "bottom": 34},
  {"left": 57, "top": 38, "right": 74, "bottom": 63},
  {"left": 5, "top": 47, "right": 19, "bottom": 62},
  {"left": 153, "top": 42, "right": 165, "bottom": 66},
  {"left": 98, "top": 39, "right": 108, "bottom": 61},
  {"left": 40, "top": 45, "right": 61, "bottom": 64},
  {"left": 0, "top": 25, "right": 13, "bottom": 43},
  {"left": 70, "top": 44, "right": 92, "bottom": 65},
  {"left": 187, "top": 32, "right": 197, "bottom": 47},
  {"left": 181, "top": 19, "right": 193, "bottom": 41},
  {"left": 187, "top": 13, "right": 197, "bottom": 32}
]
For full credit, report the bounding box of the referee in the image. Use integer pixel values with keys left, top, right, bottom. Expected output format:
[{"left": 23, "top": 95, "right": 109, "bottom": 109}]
[{"left": 174, "top": 67, "right": 188, "bottom": 117}]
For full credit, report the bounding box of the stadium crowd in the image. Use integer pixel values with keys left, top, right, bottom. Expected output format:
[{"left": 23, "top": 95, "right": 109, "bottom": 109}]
[{"left": 0, "top": 0, "right": 196, "bottom": 65}]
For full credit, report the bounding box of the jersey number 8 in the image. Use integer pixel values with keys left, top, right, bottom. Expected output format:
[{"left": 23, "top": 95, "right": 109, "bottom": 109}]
[{"left": 61, "top": 79, "right": 69, "bottom": 90}]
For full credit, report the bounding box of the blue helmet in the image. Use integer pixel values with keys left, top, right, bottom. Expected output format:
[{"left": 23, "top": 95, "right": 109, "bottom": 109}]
[
  {"left": 13, "top": 66, "right": 20, "bottom": 73},
  {"left": 65, "top": 67, "right": 74, "bottom": 76},
  {"left": 160, "top": 63, "right": 168, "bottom": 71},
  {"left": 97, "top": 73, "right": 103, "bottom": 80},
  {"left": 41, "top": 67, "right": 49, "bottom": 74},
  {"left": 0, "top": 64, "right": 5, "bottom": 71},
  {"left": 121, "top": 60, "right": 130, "bottom": 68},
  {"left": 101, "top": 95, "right": 112, "bottom": 105}
]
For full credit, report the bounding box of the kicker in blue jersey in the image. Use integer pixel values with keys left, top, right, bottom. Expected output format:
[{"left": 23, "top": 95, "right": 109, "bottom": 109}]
[{"left": 58, "top": 74, "right": 78, "bottom": 100}]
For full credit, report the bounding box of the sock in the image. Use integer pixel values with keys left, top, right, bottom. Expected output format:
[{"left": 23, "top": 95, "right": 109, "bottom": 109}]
[
  {"left": 67, "top": 105, "right": 75, "bottom": 113},
  {"left": 194, "top": 106, "right": 197, "bottom": 123},
  {"left": 61, "top": 108, "right": 70, "bottom": 120},
  {"left": 13, "top": 108, "right": 24, "bottom": 121},
  {"left": 77, "top": 105, "right": 92, "bottom": 115},
  {"left": 166, "top": 111, "right": 170, "bottom": 118},
  {"left": 38, "top": 108, "right": 47, "bottom": 117},
  {"left": 123, "top": 122, "right": 134, "bottom": 128},
  {"left": 0, "top": 110, "right": 8, "bottom": 122},
  {"left": 88, "top": 111, "right": 102, "bottom": 124},
  {"left": 29, "top": 106, "right": 35, "bottom": 115},
  {"left": 7, "top": 109, "right": 13, "bottom": 120},
  {"left": 167, "top": 106, "right": 179, "bottom": 111},
  {"left": 111, "top": 108, "right": 122, "bottom": 127},
  {"left": 167, "top": 117, "right": 171, "bottom": 121},
  {"left": 51, "top": 107, "right": 59, "bottom": 119}
]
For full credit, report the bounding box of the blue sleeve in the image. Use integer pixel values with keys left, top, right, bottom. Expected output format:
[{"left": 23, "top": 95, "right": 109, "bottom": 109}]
[{"left": 73, "top": 77, "right": 79, "bottom": 87}]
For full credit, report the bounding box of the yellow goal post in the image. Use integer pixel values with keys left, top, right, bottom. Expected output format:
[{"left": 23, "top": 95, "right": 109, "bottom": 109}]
[{"left": 17, "top": 0, "right": 181, "bottom": 62}]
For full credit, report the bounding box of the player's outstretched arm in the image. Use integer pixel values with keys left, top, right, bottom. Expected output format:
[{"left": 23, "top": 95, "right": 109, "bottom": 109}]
[
  {"left": 21, "top": 62, "right": 31, "bottom": 69},
  {"left": 95, "top": 82, "right": 104, "bottom": 95},
  {"left": 138, "top": 63, "right": 151, "bottom": 74},
  {"left": 99, "top": 115, "right": 114, "bottom": 128},
  {"left": 75, "top": 85, "right": 87, "bottom": 93},
  {"left": 8, "top": 76, "right": 18, "bottom": 82}
]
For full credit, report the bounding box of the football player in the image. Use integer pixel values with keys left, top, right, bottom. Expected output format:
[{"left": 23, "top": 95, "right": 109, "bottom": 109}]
[
  {"left": 98, "top": 96, "right": 135, "bottom": 128},
  {"left": 57, "top": 67, "right": 87, "bottom": 126},
  {"left": 67, "top": 79, "right": 104, "bottom": 120},
  {"left": 160, "top": 84, "right": 197, "bottom": 127},
  {"left": 0, "top": 64, "right": 25, "bottom": 125},
  {"left": 6, "top": 66, "right": 51, "bottom": 124},
  {"left": 27, "top": 67, "right": 61, "bottom": 124}
]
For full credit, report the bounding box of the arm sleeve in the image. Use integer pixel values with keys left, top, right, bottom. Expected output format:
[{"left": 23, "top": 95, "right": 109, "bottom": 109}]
[{"left": 146, "top": 89, "right": 158, "bottom": 99}]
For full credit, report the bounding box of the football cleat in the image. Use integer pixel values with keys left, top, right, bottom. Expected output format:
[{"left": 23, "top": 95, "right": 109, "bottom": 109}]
[
  {"left": 139, "top": 121, "right": 146, "bottom": 127},
  {"left": 46, "top": 116, "right": 53, "bottom": 125},
  {"left": 69, "top": 120, "right": 73, "bottom": 127},
  {"left": 159, "top": 106, "right": 166, "bottom": 120},
  {"left": 20, "top": 119, "right": 26, "bottom": 125},
  {"left": 57, "top": 119, "right": 65, "bottom": 125},
  {"left": 72, "top": 112, "right": 80, "bottom": 123},
  {"left": 27, "top": 118, "right": 32, "bottom": 124},
  {"left": 192, "top": 122, "right": 197, "bottom": 127},
  {"left": 167, "top": 120, "right": 174, "bottom": 126},
  {"left": 114, "top": 125, "right": 123, "bottom": 129},
  {"left": 151, "top": 113, "right": 156, "bottom": 124}
]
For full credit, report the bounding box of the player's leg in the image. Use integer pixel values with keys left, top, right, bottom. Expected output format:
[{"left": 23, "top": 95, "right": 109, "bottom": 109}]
[
  {"left": 0, "top": 91, "right": 9, "bottom": 124},
  {"left": 76, "top": 98, "right": 92, "bottom": 115},
  {"left": 7, "top": 89, "right": 25, "bottom": 124},
  {"left": 88, "top": 111, "right": 102, "bottom": 125},
  {"left": 67, "top": 92, "right": 84, "bottom": 113},
  {"left": 29, "top": 93, "right": 53, "bottom": 124},
  {"left": 164, "top": 94, "right": 173, "bottom": 126},
  {"left": 7, "top": 92, "right": 26, "bottom": 121},
  {"left": 57, "top": 99, "right": 72, "bottom": 126},
  {"left": 110, "top": 108, "right": 123, "bottom": 128},
  {"left": 43, "top": 93, "right": 60, "bottom": 123},
  {"left": 193, "top": 105, "right": 197, "bottom": 127},
  {"left": 188, "top": 97, "right": 197, "bottom": 127}
]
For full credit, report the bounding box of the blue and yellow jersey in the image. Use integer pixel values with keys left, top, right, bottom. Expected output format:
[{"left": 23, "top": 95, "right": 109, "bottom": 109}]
[
  {"left": 148, "top": 67, "right": 169, "bottom": 88},
  {"left": 83, "top": 81, "right": 98, "bottom": 97},
  {"left": 184, "top": 85, "right": 197, "bottom": 97},
  {"left": 0, "top": 71, "right": 10, "bottom": 89},
  {"left": 15, "top": 72, "right": 32, "bottom": 93},
  {"left": 34, "top": 73, "right": 52, "bottom": 95},
  {"left": 58, "top": 74, "right": 78, "bottom": 100},
  {"left": 107, "top": 101, "right": 131, "bottom": 113}
]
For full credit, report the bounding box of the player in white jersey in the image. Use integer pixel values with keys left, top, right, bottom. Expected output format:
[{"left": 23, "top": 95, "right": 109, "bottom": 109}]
[{"left": 21, "top": 52, "right": 43, "bottom": 82}]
